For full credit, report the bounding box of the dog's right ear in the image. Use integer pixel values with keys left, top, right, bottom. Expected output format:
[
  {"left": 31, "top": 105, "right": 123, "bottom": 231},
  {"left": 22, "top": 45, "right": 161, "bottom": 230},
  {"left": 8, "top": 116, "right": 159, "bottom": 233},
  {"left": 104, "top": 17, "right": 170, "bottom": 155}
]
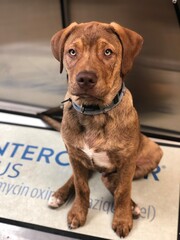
[{"left": 51, "top": 22, "right": 78, "bottom": 73}]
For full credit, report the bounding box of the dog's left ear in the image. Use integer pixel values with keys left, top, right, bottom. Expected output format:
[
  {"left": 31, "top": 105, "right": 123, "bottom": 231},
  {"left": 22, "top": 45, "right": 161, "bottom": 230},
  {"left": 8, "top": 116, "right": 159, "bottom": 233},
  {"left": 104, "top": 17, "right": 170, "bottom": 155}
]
[
  {"left": 51, "top": 22, "right": 78, "bottom": 73},
  {"left": 110, "top": 22, "right": 143, "bottom": 77}
]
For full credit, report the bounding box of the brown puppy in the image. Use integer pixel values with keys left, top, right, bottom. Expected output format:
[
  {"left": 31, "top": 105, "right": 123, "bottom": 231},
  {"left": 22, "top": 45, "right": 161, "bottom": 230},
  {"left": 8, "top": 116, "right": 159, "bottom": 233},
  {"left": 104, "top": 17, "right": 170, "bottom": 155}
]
[{"left": 48, "top": 22, "right": 163, "bottom": 238}]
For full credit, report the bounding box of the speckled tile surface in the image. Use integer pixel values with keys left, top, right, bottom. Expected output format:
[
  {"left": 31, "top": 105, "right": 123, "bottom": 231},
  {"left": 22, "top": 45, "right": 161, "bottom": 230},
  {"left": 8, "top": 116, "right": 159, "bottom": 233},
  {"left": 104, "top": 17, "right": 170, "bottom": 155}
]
[{"left": 0, "top": 222, "right": 75, "bottom": 240}]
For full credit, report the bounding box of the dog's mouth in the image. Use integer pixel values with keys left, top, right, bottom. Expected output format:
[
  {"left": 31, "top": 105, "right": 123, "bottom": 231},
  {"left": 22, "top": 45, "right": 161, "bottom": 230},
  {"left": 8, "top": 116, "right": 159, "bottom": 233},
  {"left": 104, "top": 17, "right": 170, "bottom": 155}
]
[
  {"left": 76, "top": 94, "right": 100, "bottom": 100},
  {"left": 76, "top": 94, "right": 93, "bottom": 98},
  {"left": 73, "top": 93, "right": 103, "bottom": 105},
  {"left": 71, "top": 89, "right": 102, "bottom": 100}
]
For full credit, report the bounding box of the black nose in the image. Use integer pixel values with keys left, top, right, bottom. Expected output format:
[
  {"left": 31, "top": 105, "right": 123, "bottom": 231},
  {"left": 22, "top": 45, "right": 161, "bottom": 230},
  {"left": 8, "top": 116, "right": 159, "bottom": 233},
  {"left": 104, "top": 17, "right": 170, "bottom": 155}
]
[{"left": 76, "top": 71, "right": 97, "bottom": 89}]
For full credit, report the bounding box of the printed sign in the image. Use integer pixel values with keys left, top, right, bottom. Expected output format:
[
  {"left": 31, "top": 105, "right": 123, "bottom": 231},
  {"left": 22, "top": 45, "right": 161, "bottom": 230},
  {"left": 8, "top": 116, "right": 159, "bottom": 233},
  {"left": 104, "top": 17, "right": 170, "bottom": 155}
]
[{"left": 0, "top": 124, "right": 179, "bottom": 240}]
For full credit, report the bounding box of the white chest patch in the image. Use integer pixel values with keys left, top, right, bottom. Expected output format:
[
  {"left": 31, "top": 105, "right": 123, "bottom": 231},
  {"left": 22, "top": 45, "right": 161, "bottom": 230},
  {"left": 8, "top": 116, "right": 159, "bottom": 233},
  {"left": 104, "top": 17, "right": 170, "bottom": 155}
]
[{"left": 82, "top": 144, "right": 113, "bottom": 169}]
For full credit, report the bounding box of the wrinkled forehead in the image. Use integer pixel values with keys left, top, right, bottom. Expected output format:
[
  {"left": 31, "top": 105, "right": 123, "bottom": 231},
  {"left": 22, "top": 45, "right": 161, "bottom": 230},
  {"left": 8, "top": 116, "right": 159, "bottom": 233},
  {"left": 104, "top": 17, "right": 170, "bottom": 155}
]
[{"left": 65, "top": 22, "right": 122, "bottom": 48}]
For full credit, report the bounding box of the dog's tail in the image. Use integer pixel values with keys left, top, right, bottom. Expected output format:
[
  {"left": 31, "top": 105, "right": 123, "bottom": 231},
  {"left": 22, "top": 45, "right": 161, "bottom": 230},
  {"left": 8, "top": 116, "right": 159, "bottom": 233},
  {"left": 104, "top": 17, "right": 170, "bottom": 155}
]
[{"left": 37, "top": 106, "right": 62, "bottom": 132}]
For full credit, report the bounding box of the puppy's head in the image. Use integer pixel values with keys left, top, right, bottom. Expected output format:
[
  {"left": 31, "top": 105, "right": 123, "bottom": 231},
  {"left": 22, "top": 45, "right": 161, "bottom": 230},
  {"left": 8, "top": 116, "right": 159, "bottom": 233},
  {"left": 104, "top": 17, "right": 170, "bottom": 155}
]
[{"left": 51, "top": 22, "right": 143, "bottom": 105}]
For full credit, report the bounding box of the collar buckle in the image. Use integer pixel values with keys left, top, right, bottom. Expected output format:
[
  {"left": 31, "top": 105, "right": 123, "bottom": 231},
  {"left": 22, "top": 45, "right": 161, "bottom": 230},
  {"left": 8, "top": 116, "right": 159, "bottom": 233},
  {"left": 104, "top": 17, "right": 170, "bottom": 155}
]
[{"left": 81, "top": 105, "right": 86, "bottom": 113}]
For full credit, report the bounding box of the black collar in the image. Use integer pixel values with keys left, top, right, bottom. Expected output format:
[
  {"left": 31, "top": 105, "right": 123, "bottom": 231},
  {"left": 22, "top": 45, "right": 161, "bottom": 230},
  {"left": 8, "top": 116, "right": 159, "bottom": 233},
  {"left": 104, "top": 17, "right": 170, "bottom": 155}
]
[{"left": 62, "top": 82, "right": 126, "bottom": 116}]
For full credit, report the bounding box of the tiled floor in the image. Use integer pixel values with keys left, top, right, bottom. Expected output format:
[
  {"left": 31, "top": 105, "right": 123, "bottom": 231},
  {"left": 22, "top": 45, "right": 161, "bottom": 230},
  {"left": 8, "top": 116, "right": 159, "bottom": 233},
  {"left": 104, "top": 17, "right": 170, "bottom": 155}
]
[{"left": 0, "top": 223, "right": 76, "bottom": 240}]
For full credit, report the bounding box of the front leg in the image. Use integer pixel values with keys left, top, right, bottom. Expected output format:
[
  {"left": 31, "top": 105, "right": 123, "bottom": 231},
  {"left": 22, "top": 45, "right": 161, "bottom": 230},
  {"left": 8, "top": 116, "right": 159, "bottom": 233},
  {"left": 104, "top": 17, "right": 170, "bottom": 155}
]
[
  {"left": 112, "top": 160, "right": 136, "bottom": 238},
  {"left": 67, "top": 151, "right": 90, "bottom": 229}
]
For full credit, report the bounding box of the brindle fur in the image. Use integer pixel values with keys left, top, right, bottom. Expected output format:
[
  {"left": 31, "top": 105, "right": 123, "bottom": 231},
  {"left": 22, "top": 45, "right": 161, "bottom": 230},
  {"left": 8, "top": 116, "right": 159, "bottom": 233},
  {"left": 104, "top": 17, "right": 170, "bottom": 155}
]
[{"left": 48, "top": 22, "right": 163, "bottom": 238}]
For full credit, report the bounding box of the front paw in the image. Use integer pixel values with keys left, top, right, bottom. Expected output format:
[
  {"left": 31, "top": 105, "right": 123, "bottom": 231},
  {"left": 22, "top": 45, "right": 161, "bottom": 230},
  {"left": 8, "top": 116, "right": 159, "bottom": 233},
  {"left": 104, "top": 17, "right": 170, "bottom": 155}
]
[
  {"left": 48, "top": 195, "right": 64, "bottom": 208},
  {"left": 112, "top": 214, "right": 133, "bottom": 238},
  {"left": 67, "top": 204, "right": 88, "bottom": 229}
]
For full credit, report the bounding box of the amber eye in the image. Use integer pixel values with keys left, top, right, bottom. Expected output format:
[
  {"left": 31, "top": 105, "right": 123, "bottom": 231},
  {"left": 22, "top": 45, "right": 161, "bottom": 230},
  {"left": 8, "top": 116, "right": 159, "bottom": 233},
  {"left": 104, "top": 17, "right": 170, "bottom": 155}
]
[
  {"left": 104, "top": 49, "right": 113, "bottom": 56},
  {"left": 68, "top": 49, "right": 76, "bottom": 56}
]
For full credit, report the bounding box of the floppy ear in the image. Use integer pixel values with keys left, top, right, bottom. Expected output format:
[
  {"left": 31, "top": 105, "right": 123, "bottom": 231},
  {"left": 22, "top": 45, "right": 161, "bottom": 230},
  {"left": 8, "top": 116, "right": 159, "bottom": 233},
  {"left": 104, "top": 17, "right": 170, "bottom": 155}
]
[
  {"left": 110, "top": 22, "right": 143, "bottom": 77},
  {"left": 51, "top": 22, "right": 78, "bottom": 73}
]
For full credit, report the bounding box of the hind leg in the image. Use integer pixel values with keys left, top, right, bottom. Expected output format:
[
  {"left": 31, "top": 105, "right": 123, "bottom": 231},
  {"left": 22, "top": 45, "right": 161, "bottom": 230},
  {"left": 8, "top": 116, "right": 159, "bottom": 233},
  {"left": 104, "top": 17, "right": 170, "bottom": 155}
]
[
  {"left": 48, "top": 175, "right": 75, "bottom": 208},
  {"left": 134, "top": 134, "right": 163, "bottom": 179}
]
